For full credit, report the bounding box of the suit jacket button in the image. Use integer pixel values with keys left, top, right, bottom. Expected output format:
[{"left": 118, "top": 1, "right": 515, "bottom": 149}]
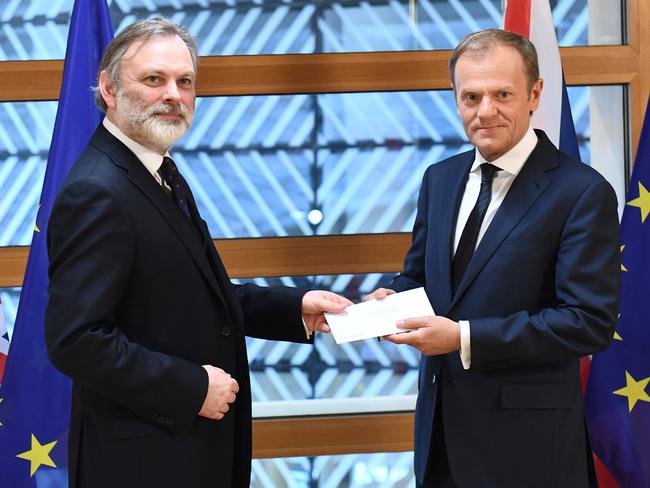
[{"left": 221, "top": 325, "right": 232, "bottom": 337}]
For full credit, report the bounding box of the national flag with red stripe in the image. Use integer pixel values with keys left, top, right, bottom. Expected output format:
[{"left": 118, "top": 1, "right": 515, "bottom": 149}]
[{"left": 504, "top": 0, "right": 580, "bottom": 159}]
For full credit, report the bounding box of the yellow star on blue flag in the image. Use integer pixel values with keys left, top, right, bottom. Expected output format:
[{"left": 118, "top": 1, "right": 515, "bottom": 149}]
[
  {"left": 16, "top": 434, "right": 58, "bottom": 477},
  {"left": 613, "top": 371, "right": 650, "bottom": 412},
  {"left": 626, "top": 181, "right": 650, "bottom": 223}
]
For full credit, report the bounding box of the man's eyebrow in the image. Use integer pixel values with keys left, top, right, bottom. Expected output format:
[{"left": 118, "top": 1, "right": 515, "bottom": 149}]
[
  {"left": 457, "top": 87, "right": 477, "bottom": 95},
  {"left": 459, "top": 84, "right": 517, "bottom": 93},
  {"left": 137, "top": 68, "right": 195, "bottom": 77}
]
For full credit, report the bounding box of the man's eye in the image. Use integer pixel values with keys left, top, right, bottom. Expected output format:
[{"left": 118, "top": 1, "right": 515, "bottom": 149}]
[
  {"left": 146, "top": 76, "right": 159, "bottom": 83},
  {"left": 179, "top": 78, "right": 192, "bottom": 86},
  {"left": 499, "top": 91, "right": 509, "bottom": 98}
]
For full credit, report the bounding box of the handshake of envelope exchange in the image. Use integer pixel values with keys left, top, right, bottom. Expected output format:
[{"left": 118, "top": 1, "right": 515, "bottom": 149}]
[{"left": 325, "top": 287, "right": 433, "bottom": 344}]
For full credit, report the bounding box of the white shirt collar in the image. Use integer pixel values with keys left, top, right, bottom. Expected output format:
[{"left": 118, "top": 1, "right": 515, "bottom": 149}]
[
  {"left": 471, "top": 124, "right": 538, "bottom": 176},
  {"left": 102, "top": 117, "right": 170, "bottom": 177}
]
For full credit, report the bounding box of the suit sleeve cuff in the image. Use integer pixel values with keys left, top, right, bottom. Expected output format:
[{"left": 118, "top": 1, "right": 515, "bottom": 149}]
[{"left": 459, "top": 320, "right": 471, "bottom": 370}]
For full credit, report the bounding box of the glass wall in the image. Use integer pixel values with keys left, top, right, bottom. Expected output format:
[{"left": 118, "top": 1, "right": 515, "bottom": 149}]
[
  {"left": 252, "top": 452, "right": 415, "bottom": 487},
  {"left": 0, "top": 86, "right": 626, "bottom": 247},
  {"left": 0, "top": 0, "right": 623, "bottom": 62},
  {"left": 0, "top": 1, "right": 630, "bottom": 485},
  {"left": 244, "top": 274, "right": 418, "bottom": 404},
  {"left": 0, "top": 84, "right": 628, "bottom": 414}
]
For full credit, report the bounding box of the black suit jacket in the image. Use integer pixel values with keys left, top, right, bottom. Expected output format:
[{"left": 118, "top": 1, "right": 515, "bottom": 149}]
[
  {"left": 392, "top": 130, "right": 620, "bottom": 487},
  {"left": 45, "top": 125, "right": 309, "bottom": 488}
]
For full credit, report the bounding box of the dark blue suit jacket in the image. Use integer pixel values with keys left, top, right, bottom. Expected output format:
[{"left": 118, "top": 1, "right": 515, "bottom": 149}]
[
  {"left": 45, "top": 125, "right": 309, "bottom": 488},
  {"left": 392, "top": 130, "right": 620, "bottom": 487}
]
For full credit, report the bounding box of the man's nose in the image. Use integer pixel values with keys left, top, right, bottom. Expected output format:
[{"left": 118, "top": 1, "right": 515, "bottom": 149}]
[
  {"left": 477, "top": 97, "right": 497, "bottom": 118},
  {"left": 163, "top": 80, "right": 181, "bottom": 103}
]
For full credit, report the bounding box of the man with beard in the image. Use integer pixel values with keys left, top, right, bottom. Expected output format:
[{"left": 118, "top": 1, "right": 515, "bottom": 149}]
[{"left": 45, "top": 18, "right": 351, "bottom": 488}]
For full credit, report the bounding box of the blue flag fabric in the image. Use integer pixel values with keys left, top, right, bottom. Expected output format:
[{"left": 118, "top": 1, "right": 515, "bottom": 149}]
[
  {"left": 585, "top": 98, "right": 650, "bottom": 487},
  {"left": 0, "top": 1, "right": 113, "bottom": 485}
]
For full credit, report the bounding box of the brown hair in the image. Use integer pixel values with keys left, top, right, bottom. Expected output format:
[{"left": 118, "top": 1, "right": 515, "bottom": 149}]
[{"left": 449, "top": 29, "right": 540, "bottom": 90}]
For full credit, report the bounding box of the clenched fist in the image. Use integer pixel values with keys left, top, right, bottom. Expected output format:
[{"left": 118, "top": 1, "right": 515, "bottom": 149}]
[{"left": 199, "top": 365, "right": 239, "bottom": 420}]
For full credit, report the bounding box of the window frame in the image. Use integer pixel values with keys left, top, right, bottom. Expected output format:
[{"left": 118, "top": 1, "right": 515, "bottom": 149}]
[{"left": 0, "top": 0, "right": 647, "bottom": 459}]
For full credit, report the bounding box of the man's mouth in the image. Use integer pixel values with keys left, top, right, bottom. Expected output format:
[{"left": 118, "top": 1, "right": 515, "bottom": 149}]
[{"left": 151, "top": 112, "right": 187, "bottom": 125}]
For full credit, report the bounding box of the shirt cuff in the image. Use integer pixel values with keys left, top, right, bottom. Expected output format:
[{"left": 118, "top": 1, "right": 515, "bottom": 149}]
[
  {"left": 302, "top": 317, "right": 311, "bottom": 339},
  {"left": 459, "top": 320, "right": 471, "bottom": 370}
]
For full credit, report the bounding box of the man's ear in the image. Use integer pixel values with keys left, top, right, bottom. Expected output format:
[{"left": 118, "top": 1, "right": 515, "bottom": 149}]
[
  {"left": 98, "top": 71, "right": 117, "bottom": 110},
  {"left": 529, "top": 78, "right": 544, "bottom": 114},
  {"left": 452, "top": 84, "right": 460, "bottom": 115}
]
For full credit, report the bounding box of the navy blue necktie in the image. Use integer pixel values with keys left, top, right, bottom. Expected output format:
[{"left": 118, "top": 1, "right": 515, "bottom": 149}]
[
  {"left": 452, "top": 163, "right": 499, "bottom": 292},
  {"left": 159, "top": 156, "right": 190, "bottom": 218}
]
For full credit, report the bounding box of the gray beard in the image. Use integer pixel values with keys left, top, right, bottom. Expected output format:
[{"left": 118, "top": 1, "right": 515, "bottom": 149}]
[{"left": 115, "top": 91, "right": 193, "bottom": 153}]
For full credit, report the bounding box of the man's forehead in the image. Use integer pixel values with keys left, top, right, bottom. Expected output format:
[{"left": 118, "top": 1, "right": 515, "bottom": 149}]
[
  {"left": 454, "top": 45, "right": 526, "bottom": 86},
  {"left": 457, "top": 43, "right": 523, "bottom": 66},
  {"left": 121, "top": 35, "right": 194, "bottom": 70}
]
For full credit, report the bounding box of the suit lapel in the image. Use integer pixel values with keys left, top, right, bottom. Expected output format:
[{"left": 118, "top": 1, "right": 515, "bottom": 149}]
[
  {"left": 450, "top": 133, "right": 558, "bottom": 307},
  {"left": 91, "top": 126, "right": 229, "bottom": 311},
  {"left": 183, "top": 181, "right": 238, "bottom": 315},
  {"left": 436, "top": 152, "right": 474, "bottom": 310}
]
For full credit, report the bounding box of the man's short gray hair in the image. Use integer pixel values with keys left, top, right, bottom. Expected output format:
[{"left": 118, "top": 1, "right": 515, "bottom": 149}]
[
  {"left": 448, "top": 29, "right": 540, "bottom": 91},
  {"left": 93, "top": 17, "right": 198, "bottom": 112}
]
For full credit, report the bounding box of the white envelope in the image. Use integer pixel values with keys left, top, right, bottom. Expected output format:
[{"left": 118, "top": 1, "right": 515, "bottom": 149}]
[{"left": 325, "top": 287, "right": 435, "bottom": 344}]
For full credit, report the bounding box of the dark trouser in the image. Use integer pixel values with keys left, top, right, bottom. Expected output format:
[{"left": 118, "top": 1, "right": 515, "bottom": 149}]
[{"left": 417, "top": 380, "right": 457, "bottom": 488}]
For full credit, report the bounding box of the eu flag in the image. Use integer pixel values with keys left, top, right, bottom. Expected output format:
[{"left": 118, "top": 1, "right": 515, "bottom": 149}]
[
  {"left": 584, "top": 98, "right": 650, "bottom": 487},
  {"left": 0, "top": 1, "right": 113, "bottom": 485}
]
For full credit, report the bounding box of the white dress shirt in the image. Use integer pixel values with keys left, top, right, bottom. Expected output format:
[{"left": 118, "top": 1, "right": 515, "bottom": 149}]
[
  {"left": 456, "top": 125, "right": 538, "bottom": 369},
  {"left": 103, "top": 117, "right": 170, "bottom": 189}
]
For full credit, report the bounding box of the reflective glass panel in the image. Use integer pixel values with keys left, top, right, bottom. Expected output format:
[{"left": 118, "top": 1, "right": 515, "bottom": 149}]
[
  {"left": 0, "top": 87, "right": 626, "bottom": 245},
  {"left": 176, "top": 86, "right": 625, "bottom": 238},
  {"left": 252, "top": 452, "right": 415, "bottom": 487},
  {"left": 238, "top": 273, "right": 418, "bottom": 404},
  {"left": 0, "top": 101, "right": 52, "bottom": 246},
  {"left": 0, "top": 0, "right": 623, "bottom": 61},
  {"left": 0, "top": 82, "right": 628, "bottom": 416}
]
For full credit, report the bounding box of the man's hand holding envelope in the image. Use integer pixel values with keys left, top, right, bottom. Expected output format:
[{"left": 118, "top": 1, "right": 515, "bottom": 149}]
[
  {"left": 363, "top": 288, "right": 462, "bottom": 356},
  {"left": 325, "top": 287, "right": 461, "bottom": 355}
]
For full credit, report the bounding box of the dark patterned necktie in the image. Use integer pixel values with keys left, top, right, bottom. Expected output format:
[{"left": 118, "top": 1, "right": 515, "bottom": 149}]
[
  {"left": 159, "top": 156, "right": 190, "bottom": 218},
  {"left": 452, "top": 163, "right": 499, "bottom": 292}
]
